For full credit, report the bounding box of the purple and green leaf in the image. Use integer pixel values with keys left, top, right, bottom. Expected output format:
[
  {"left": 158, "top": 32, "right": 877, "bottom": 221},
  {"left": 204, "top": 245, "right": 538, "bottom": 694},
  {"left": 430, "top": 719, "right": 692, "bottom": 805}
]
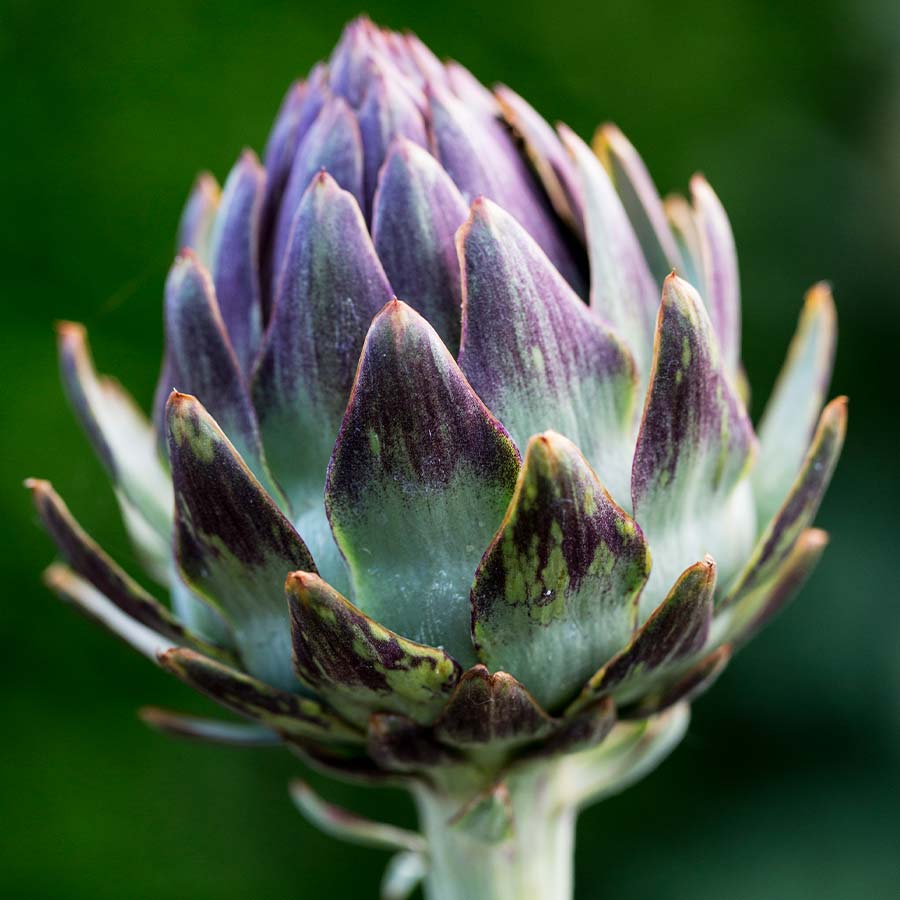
[
  {"left": 159, "top": 252, "right": 272, "bottom": 488},
  {"left": 594, "top": 123, "right": 682, "bottom": 282},
  {"left": 622, "top": 645, "right": 730, "bottom": 719},
  {"left": 471, "top": 432, "right": 650, "bottom": 711},
  {"left": 367, "top": 713, "right": 457, "bottom": 772},
  {"left": 752, "top": 284, "right": 837, "bottom": 525},
  {"left": 271, "top": 95, "right": 364, "bottom": 280},
  {"left": 560, "top": 125, "right": 660, "bottom": 373},
  {"left": 690, "top": 175, "right": 741, "bottom": 374},
  {"left": 632, "top": 274, "right": 757, "bottom": 618},
  {"left": 723, "top": 528, "right": 829, "bottom": 646},
  {"left": 287, "top": 571, "right": 461, "bottom": 727},
  {"left": 457, "top": 199, "right": 637, "bottom": 505},
  {"left": 723, "top": 397, "right": 846, "bottom": 609},
  {"left": 259, "top": 70, "right": 327, "bottom": 311},
  {"left": 524, "top": 696, "right": 616, "bottom": 760},
  {"left": 428, "top": 84, "right": 587, "bottom": 296},
  {"left": 357, "top": 68, "right": 428, "bottom": 216},
  {"left": 663, "top": 193, "right": 704, "bottom": 291},
  {"left": 372, "top": 139, "right": 468, "bottom": 352},
  {"left": 495, "top": 85, "right": 584, "bottom": 235},
  {"left": 158, "top": 647, "right": 361, "bottom": 744},
  {"left": 432, "top": 665, "right": 553, "bottom": 750},
  {"left": 325, "top": 301, "right": 520, "bottom": 667},
  {"left": 571, "top": 557, "right": 715, "bottom": 711},
  {"left": 57, "top": 322, "right": 172, "bottom": 573},
  {"left": 176, "top": 172, "right": 219, "bottom": 264},
  {"left": 43, "top": 563, "right": 174, "bottom": 663},
  {"left": 208, "top": 150, "right": 266, "bottom": 373},
  {"left": 27, "top": 478, "right": 230, "bottom": 661},
  {"left": 253, "top": 172, "right": 394, "bottom": 590},
  {"left": 167, "top": 392, "right": 314, "bottom": 690}
]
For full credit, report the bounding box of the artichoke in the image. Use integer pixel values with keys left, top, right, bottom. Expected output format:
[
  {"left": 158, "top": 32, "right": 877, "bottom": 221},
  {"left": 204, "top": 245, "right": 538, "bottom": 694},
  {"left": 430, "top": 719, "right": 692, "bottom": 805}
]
[{"left": 28, "top": 16, "right": 846, "bottom": 900}]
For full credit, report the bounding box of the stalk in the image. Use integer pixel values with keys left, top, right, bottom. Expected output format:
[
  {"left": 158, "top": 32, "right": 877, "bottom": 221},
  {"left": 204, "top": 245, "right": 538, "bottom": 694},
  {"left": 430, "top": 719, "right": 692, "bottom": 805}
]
[
  {"left": 413, "top": 762, "right": 575, "bottom": 900},
  {"left": 407, "top": 706, "right": 691, "bottom": 900}
]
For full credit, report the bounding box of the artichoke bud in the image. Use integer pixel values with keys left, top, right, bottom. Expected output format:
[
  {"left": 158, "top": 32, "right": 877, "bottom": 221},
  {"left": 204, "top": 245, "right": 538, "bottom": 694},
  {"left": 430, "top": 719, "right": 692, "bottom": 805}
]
[{"left": 32, "top": 14, "right": 845, "bottom": 849}]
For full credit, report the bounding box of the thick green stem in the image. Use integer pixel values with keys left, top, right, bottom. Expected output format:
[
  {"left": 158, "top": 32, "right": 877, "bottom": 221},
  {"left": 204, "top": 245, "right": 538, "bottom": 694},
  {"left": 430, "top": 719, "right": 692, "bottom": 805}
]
[
  {"left": 291, "top": 707, "right": 690, "bottom": 900},
  {"left": 414, "top": 764, "right": 576, "bottom": 900},
  {"left": 407, "top": 706, "right": 692, "bottom": 900}
]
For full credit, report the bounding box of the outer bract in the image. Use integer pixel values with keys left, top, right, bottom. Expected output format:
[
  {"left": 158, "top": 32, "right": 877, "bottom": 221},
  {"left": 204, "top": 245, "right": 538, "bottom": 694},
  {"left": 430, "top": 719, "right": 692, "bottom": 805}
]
[{"left": 30, "top": 17, "right": 845, "bottom": 900}]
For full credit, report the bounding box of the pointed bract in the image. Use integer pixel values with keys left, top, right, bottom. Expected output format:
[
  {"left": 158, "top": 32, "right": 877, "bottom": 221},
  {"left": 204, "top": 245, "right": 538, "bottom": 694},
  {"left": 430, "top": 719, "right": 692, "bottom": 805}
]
[
  {"left": 158, "top": 647, "right": 360, "bottom": 744},
  {"left": 259, "top": 71, "right": 328, "bottom": 312},
  {"left": 560, "top": 125, "right": 660, "bottom": 372},
  {"left": 457, "top": 198, "right": 638, "bottom": 504},
  {"left": 139, "top": 707, "right": 281, "bottom": 747},
  {"left": 57, "top": 322, "right": 172, "bottom": 541},
  {"left": 372, "top": 139, "right": 468, "bottom": 351},
  {"left": 289, "top": 779, "right": 427, "bottom": 852},
  {"left": 471, "top": 432, "right": 650, "bottom": 711},
  {"left": 44, "top": 563, "right": 174, "bottom": 663},
  {"left": 724, "top": 529, "right": 829, "bottom": 646},
  {"left": 161, "top": 252, "right": 269, "bottom": 483},
  {"left": 208, "top": 150, "right": 266, "bottom": 373},
  {"left": 527, "top": 696, "right": 617, "bottom": 760},
  {"left": 272, "top": 95, "right": 364, "bottom": 278},
  {"left": 253, "top": 173, "right": 393, "bottom": 589},
  {"left": 176, "top": 172, "right": 220, "bottom": 264},
  {"left": 287, "top": 571, "right": 461, "bottom": 727},
  {"left": 495, "top": 85, "right": 584, "bottom": 234},
  {"left": 167, "top": 392, "right": 313, "bottom": 690},
  {"left": 433, "top": 665, "right": 554, "bottom": 749},
  {"left": 27, "top": 479, "right": 229, "bottom": 660},
  {"left": 664, "top": 193, "right": 704, "bottom": 289},
  {"left": 622, "top": 645, "right": 730, "bottom": 719},
  {"left": 594, "top": 123, "right": 682, "bottom": 281},
  {"left": 691, "top": 175, "right": 741, "bottom": 372},
  {"left": 367, "top": 713, "right": 456, "bottom": 772},
  {"left": 565, "top": 704, "right": 691, "bottom": 809},
  {"left": 357, "top": 69, "right": 428, "bottom": 215},
  {"left": 325, "top": 301, "right": 520, "bottom": 667},
  {"left": 724, "top": 398, "right": 846, "bottom": 609},
  {"left": 752, "top": 284, "right": 837, "bottom": 525},
  {"left": 632, "top": 274, "right": 757, "bottom": 617},
  {"left": 429, "top": 85, "right": 587, "bottom": 296},
  {"left": 573, "top": 557, "right": 715, "bottom": 710}
]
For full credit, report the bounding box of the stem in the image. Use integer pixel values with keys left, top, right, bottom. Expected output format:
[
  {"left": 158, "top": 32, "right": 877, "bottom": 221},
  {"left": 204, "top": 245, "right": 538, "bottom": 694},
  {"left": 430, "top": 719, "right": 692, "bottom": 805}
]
[
  {"left": 414, "top": 763, "right": 576, "bottom": 900},
  {"left": 409, "top": 706, "right": 692, "bottom": 900}
]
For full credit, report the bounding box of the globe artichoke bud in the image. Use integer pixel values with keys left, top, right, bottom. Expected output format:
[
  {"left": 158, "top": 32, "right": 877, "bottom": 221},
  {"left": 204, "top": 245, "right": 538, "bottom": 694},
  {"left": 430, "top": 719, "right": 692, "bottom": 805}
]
[{"left": 28, "top": 16, "right": 846, "bottom": 900}]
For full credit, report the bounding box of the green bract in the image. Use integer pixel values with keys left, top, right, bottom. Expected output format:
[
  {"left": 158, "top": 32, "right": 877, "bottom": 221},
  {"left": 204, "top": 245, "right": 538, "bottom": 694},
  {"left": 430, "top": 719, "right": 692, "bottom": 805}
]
[{"left": 29, "top": 17, "right": 845, "bottom": 900}]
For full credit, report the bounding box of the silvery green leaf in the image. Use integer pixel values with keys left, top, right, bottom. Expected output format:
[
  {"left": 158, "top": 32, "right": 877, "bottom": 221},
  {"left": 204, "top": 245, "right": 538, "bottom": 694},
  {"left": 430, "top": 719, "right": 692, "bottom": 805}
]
[
  {"left": 631, "top": 274, "right": 757, "bottom": 618},
  {"left": 471, "top": 432, "right": 649, "bottom": 711},
  {"left": 752, "top": 284, "right": 837, "bottom": 525},
  {"left": 287, "top": 571, "right": 461, "bottom": 727},
  {"left": 167, "top": 392, "right": 314, "bottom": 690},
  {"left": 457, "top": 198, "right": 637, "bottom": 506},
  {"left": 594, "top": 123, "right": 682, "bottom": 282},
  {"left": 325, "top": 301, "right": 520, "bottom": 667}
]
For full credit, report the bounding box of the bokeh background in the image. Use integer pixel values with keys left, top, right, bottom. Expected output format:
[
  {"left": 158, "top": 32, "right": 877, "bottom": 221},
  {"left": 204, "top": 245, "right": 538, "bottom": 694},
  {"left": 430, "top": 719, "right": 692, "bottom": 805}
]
[{"left": 3, "top": 0, "right": 900, "bottom": 897}]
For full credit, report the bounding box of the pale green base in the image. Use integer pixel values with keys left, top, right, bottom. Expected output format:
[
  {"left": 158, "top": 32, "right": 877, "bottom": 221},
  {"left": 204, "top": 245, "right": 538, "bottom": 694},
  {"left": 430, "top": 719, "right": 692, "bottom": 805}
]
[
  {"left": 411, "top": 705, "right": 690, "bottom": 900},
  {"left": 293, "top": 705, "right": 691, "bottom": 900},
  {"left": 415, "top": 766, "right": 576, "bottom": 900}
]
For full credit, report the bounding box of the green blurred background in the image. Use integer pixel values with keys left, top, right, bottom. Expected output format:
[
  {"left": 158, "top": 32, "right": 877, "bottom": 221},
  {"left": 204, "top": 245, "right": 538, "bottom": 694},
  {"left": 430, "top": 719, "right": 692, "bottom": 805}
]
[{"left": 3, "top": 0, "right": 899, "bottom": 897}]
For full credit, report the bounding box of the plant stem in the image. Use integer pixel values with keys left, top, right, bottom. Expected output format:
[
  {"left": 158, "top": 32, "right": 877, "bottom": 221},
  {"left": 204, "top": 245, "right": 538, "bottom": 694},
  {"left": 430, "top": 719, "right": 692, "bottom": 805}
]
[{"left": 414, "top": 763, "right": 576, "bottom": 900}]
